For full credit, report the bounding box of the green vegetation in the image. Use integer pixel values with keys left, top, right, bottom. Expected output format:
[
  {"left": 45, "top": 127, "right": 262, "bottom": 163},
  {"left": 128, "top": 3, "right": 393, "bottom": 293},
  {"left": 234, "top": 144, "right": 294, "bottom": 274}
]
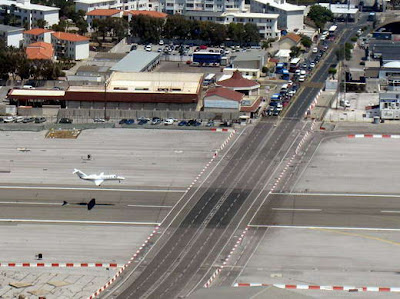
[
  {"left": 0, "top": 43, "right": 63, "bottom": 80},
  {"left": 307, "top": 5, "right": 334, "bottom": 30},
  {"left": 130, "top": 15, "right": 261, "bottom": 45},
  {"left": 335, "top": 42, "right": 353, "bottom": 61},
  {"left": 328, "top": 67, "right": 337, "bottom": 78},
  {"left": 92, "top": 17, "right": 129, "bottom": 45},
  {"left": 261, "top": 38, "right": 276, "bottom": 49},
  {"left": 290, "top": 46, "right": 301, "bottom": 58},
  {"left": 300, "top": 35, "right": 312, "bottom": 48}
]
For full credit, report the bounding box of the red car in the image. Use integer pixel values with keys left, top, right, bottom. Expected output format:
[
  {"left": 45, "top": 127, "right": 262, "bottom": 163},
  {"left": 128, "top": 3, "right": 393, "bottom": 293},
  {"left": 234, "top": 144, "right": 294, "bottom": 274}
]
[{"left": 199, "top": 45, "right": 207, "bottom": 50}]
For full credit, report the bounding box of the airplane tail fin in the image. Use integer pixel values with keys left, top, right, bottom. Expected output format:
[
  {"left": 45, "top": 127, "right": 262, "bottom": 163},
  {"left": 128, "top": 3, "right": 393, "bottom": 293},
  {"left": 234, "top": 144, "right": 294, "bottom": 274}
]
[{"left": 73, "top": 169, "right": 86, "bottom": 178}]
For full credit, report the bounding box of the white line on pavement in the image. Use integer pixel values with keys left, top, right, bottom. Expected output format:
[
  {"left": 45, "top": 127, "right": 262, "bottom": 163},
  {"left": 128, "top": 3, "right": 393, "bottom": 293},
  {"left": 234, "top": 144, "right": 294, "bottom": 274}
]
[
  {"left": 0, "top": 219, "right": 160, "bottom": 225},
  {"left": 127, "top": 205, "right": 173, "bottom": 208},
  {"left": 248, "top": 225, "right": 400, "bottom": 231},
  {"left": 0, "top": 201, "right": 61, "bottom": 205},
  {"left": 381, "top": 210, "right": 400, "bottom": 213},
  {"left": 271, "top": 208, "right": 322, "bottom": 212},
  {"left": 0, "top": 186, "right": 186, "bottom": 193},
  {"left": 273, "top": 192, "right": 400, "bottom": 198}
]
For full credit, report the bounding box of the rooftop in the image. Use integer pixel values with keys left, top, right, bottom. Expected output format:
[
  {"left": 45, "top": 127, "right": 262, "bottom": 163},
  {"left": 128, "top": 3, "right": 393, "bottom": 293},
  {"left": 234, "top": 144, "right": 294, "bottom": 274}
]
[
  {"left": 86, "top": 9, "right": 122, "bottom": 16},
  {"left": 26, "top": 41, "right": 53, "bottom": 60},
  {"left": 253, "top": 0, "right": 305, "bottom": 11},
  {"left": 370, "top": 40, "right": 400, "bottom": 62},
  {"left": 0, "top": 24, "right": 24, "bottom": 33},
  {"left": 383, "top": 61, "right": 400, "bottom": 68},
  {"left": 24, "top": 28, "right": 53, "bottom": 35},
  {"left": 318, "top": 3, "right": 359, "bottom": 14},
  {"left": 217, "top": 70, "right": 260, "bottom": 89},
  {"left": 230, "top": 49, "right": 268, "bottom": 62},
  {"left": 124, "top": 10, "right": 167, "bottom": 18},
  {"left": 0, "top": 0, "right": 60, "bottom": 11},
  {"left": 52, "top": 32, "right": 89, "bottom": 42},
  {"left": 110, "top": 50, "right": 161, "bottom": 72},
  {"left": 280, "top": 32, "right": 301, "bottom": 43},
  {"left": 222, "top": 11, "right": 279, "bottom": 19},
  {"left": 205, "top": 87, "right": 244, "bottom": 102},
  {"left": 9, "top": 89, "right": 65, "bottom": 96}
]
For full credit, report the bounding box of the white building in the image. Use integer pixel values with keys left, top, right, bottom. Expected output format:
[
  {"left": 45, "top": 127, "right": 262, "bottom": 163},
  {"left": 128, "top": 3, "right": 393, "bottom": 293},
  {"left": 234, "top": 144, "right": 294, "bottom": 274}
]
[
  {"left": 318, "top": 3, "right": 359, "bottom": 22},
  {"left": 250, "top": 0, "right": 305, "bottom": 32},
  {"left": 0, "top": 24, "right": 23, "bottom": 47},
  {"left": 51, "top": 32, "right": 89, "bottom": 60},
  {"left": 23, "top": 28, "right": 53, "bottom": 46},
  {"left": 162, "top": 0, "right": 244, "bottom": 14},
  {"left": 185, "top": 11, "right": 279, "bottom": 39},
  {"left": 86, "top": 9, "right": 123, "bottom": 31},
  {"left": 379, "top": 91, "right": 400, "bottom": 120},
  {"left": 75, "top": 0, "right": 149, "bottom": 13},
  {"left": 379, "top": 61, "right": 400, "bottom": 80},
  {"left": 0, "top": 0, "right": 59, "bottom": 29}
]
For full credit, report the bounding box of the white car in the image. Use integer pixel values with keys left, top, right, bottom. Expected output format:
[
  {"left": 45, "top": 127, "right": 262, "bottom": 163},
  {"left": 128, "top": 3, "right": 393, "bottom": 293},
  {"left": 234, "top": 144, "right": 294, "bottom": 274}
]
[
  {"left": 299, "top": 75, "right": 305, "bottom": 82},
  {"left": 344, "top": 100, "right": 351, "bottom": 108},
  {"left": 312, "top": 47, "right": 318, "bottom": 53},
  {"left": 15, "top": 116, "right": 24, "bottom": 123},
  {"left": 310, "top": 62, "right": 315, "bottom": 68},
  {"left": 320, "top": 35, "right": 326, "bottom": 41},
  {"left": 145, "top": 45, "right": 152, "bottom": 52},
  {"left": 300, "top": 70, "right": 306, "bottom": 75},
  {"left": 3, "top": 116, "right": 15, "bottom": 123},
  {"left": 159, "top": 40, "right": 164, "bottom": 45},
  {"left": 164, "top": 118, "right": 175, "bottom": 125}
]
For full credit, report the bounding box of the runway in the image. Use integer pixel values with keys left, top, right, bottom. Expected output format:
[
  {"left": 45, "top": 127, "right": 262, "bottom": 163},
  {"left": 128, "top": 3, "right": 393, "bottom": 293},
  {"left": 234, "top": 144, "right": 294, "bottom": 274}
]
[
  {"left": 0, "top": 186, "right": 180, "bottom": 224},
  {"left": 250, "top": 193, "right": 400, "bottom": 229}
]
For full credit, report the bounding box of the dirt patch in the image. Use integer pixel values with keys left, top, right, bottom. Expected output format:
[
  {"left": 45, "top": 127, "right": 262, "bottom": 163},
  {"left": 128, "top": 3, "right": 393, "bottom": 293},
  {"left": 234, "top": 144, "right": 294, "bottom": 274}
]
[{"left": 45, "top": 129, "right": 81, "bottom": 139}]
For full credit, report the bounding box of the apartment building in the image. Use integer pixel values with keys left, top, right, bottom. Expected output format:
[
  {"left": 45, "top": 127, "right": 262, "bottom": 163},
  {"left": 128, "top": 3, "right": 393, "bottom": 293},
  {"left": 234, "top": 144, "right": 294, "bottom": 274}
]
[
  {"left": 185, "top": 11, "right": 279, "bottom": 38},
  {"left": 51, "top": 32, "right": 89, "bottom": 60},
  {"left": 23, "top": 28, "right": 53, "bottom": 46},
  {"left": 0, "top": 0, "right": 59, "bottom": 29},
  {"left": 75, "top": 0, "right": 150, "bottom": 13},
  {"left": 0, "top": 24, "right": 23, "bottom": 47},
  {"left": 250, "top": 0, "right": 305, "bottom": 32},
  {"left": 161, "top": 0, "right": 244, "bottom": 14}
]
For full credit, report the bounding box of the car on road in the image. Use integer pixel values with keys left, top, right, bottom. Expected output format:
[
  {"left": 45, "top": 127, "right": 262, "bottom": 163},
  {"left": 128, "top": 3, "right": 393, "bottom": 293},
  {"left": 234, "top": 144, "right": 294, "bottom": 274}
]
[
  {"left": 312, "top": 47, "right": 318, "bottom": 53},
  {"left": 310, "top": 62, "right": 315, "bottom": 69},
  {"left": 125, "top": 119, "right": 135, "bottom": 125},
  {"left": 187, "top": 119, "right": 201, "bottom": 126},
  {"left": 301, "top": 63, "right": 307, "bottom": 69},
  {"left": 159, "top": 40, "right": 164, "bottom": 45},
  {"left": 298, "top": 75, "right": 306, "bottom": 82},
  {"left": 22, "top": 117, "right": 35, "bottom": 123},
  {"left": 164, "top": 118, "right": 177, "bottom": 125},
  {"left": 15, "top": 116, "right": 24, "bottom": 123},
  {"left": 145, "top": 45, "right": 152, "bottom": 52},
  {"left": 59, "top": 118, "right": 73, "bottom": 124},
  {"left": 178, "top": 120, "right": 188, "bottom": 126},
  {"left": 119, "top": 119, "right": 127, "bottom": 124},
  {"left": 94, "top": 118, "right": 106, "bottom": 123},
  {"left": 137, "top": 116, "right": 150, "bottom": 121},
  {"left": 206, "top": 120, "right": 215, "bottom": 127},
  {"left": 34, "top": 117, "right": 46, "bottom": 123}
]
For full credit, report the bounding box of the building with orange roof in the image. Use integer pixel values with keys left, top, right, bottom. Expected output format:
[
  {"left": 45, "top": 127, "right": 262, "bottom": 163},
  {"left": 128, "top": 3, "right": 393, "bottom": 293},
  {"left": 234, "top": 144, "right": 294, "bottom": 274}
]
[
  {"left": 86, "top": 9, "right": 123, "bottom": 31},
  {"left": 51, "top": 32, "right": 89, "bottom": 60},
  {"left": 25, "top": 42, "right": 54, "bottom": 60},
  {"left": 125, "top": 10, "right": 167, "bottom": 18},
  {"left": 23, "top": 28, "right": 54, "bottom": 46},
  {"left": 279, "top": 32, "right": 302, "bottom": 50}
]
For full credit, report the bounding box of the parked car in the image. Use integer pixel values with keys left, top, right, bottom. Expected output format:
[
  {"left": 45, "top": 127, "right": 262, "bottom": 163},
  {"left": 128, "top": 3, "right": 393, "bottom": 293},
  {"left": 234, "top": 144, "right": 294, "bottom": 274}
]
[
  {"left": 164, "top": 118, "right": 175, "bottom": 125},
  {"left": 151, "top": 117, "right": 162, "bottom": 125},
  {"left": 310, "top": 62, "right": 315, "bottom": 69},
  {"left": 125, "top": 119, "right": 135, "bottom": 125},
  {"left": 3, "top": 116, "right": 14, "bottom": 123},
  {"left": 94, "top": 118, "right": 106, "bottom": 123},
  {"left": 206, "top": 120, "right": 214, "bottom": 127},
  {"left": 187, "top": 119, "right": 201, "bottom": 126},
  {"left": 298, "top": 75, "right": 306, "bottom": 82},
  {"left": 34, "top": 117, "right": 46, "bottom": 123},
  {"left": 15, "top": 116, "right": 24, "bottom": 123},
  {"left": 178, "top": 120, "right": 188, "bottom": 126},
  {"left": 59, "top": 118, "right": 73, "bottom": 124},
  {"left": 119, "top": 119, "right": 127, "bottom": 124},
  {"left": 22, "top": 117, "right": 35, "bottom": 123},
  {"left": 53, "top": 86, "right": 64, "bottom": 90},
  {"left": 137, "top": 116, "right": 150, "bottom": 121},
  {"left": 312, "top": 47, "right": 318, "bottom": 53},
  {"left": 138, "top": 119, "right": 148, "bottom": 125},
  {"left": 145, "top": 44, "right": 152, "bottom": 51}
]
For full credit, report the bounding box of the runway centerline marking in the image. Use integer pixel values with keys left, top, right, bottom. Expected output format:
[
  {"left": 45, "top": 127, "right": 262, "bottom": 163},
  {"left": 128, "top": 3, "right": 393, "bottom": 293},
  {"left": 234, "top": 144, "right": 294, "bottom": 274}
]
[
  {"left": 0, "top": 186, "right": 186, "bottom": 193},
  {"left": 127, "top": 205, "right": 173, "bottom": 208},
  {"left": 0, "top": 219, "right": 160, "bottom": 225},
  {"left": 271, "top": 208, "right": 322, "bottom": 212},
  {"left": 0, "top": 201, "right": 61, "bottom": 205},
  {"left": 381, "top": 210, "right": 400, "bottom": 213}
]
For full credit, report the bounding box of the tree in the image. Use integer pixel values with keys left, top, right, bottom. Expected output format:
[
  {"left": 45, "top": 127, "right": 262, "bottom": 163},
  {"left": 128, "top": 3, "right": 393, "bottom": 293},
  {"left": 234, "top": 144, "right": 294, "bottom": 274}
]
[
  {"left": 328, "top": 67, "right": 337, "bottom": 79},
  {"left": 244, "top": 23, "right": 260, "bottom": 44},
  {"left": 261, "top": 38, "right": 275, "bottom": 49},
  {"left": 130, "top": 15, "right": 164, "bottom": 44},
  {"left": 290, "top": 46, "right": 301, "bottom": 58},
  {"left": 163, "top": 15, "right": 191, "bottom": 40},
  {"left": 307, "top": 5, "right": 334, "bottom": 30},
  {"left": 92, "top": 18, "right": 110, "bottom": 41},
  {"left": 34, "top": 19, "right": 47, "bottom": 28},
  {"left": 300, "top": 35, "right": 312, "bottom": 48},
  {"left": 227, "top": 23, "right": 246, "bottom": 45}
]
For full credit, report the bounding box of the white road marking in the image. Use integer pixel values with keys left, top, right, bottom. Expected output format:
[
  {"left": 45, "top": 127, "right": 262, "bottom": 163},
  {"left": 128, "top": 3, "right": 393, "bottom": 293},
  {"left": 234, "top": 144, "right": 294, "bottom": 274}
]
[
  {"left": 127, "top": 205, "right": 173, "bottom": 208},
  {"left": 0, "top": 201, "right": 61, "bottom": 205},
  {"left": 0, "top": 186, "right": 185, "bottom": 193},
  {"left": 274, "top": 192, "right": 400, "bottom": 198},
  {"left": 381, "top": 210, "right": 400, "bottom": 214},
  {"left": 271, "top": 208, "right": 322, "bottom": 212},
  {"left": 248, "top": 225, "right": 400, "bottom": 231},
  {"left": 0, "top": 219, "right": 160, "bottom": 225}
]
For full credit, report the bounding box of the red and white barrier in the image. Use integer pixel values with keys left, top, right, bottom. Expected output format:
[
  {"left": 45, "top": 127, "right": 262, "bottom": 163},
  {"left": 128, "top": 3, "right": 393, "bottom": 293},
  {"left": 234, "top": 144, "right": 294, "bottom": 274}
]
[
  {"left": 0, "top": 262, "right": 122, "bottom": 268},
  {"left": 348, "top": 134, "right": 400, "bottom": 139}
]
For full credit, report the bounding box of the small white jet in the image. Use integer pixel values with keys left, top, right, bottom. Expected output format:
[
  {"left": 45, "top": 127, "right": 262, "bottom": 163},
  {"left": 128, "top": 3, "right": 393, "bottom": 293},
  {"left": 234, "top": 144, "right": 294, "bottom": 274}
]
[{"left": 73, "top": 169, "right": 125, "bottom": 186}]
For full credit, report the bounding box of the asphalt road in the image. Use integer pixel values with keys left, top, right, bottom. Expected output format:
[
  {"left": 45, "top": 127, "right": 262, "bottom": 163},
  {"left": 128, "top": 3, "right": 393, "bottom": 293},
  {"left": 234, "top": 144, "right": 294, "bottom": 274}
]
[
  {"left": 111, "top": 23, "right": 366, "bottom": 299},
  {"left": 251, "top": 193, "right": 400, "bottom": 229}
]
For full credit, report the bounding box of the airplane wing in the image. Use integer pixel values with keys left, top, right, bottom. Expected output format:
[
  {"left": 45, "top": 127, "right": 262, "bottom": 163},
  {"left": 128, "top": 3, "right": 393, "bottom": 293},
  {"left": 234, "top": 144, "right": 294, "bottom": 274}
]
[{"left": 94, "top": 179, "right": 104, "bottom": 186}]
